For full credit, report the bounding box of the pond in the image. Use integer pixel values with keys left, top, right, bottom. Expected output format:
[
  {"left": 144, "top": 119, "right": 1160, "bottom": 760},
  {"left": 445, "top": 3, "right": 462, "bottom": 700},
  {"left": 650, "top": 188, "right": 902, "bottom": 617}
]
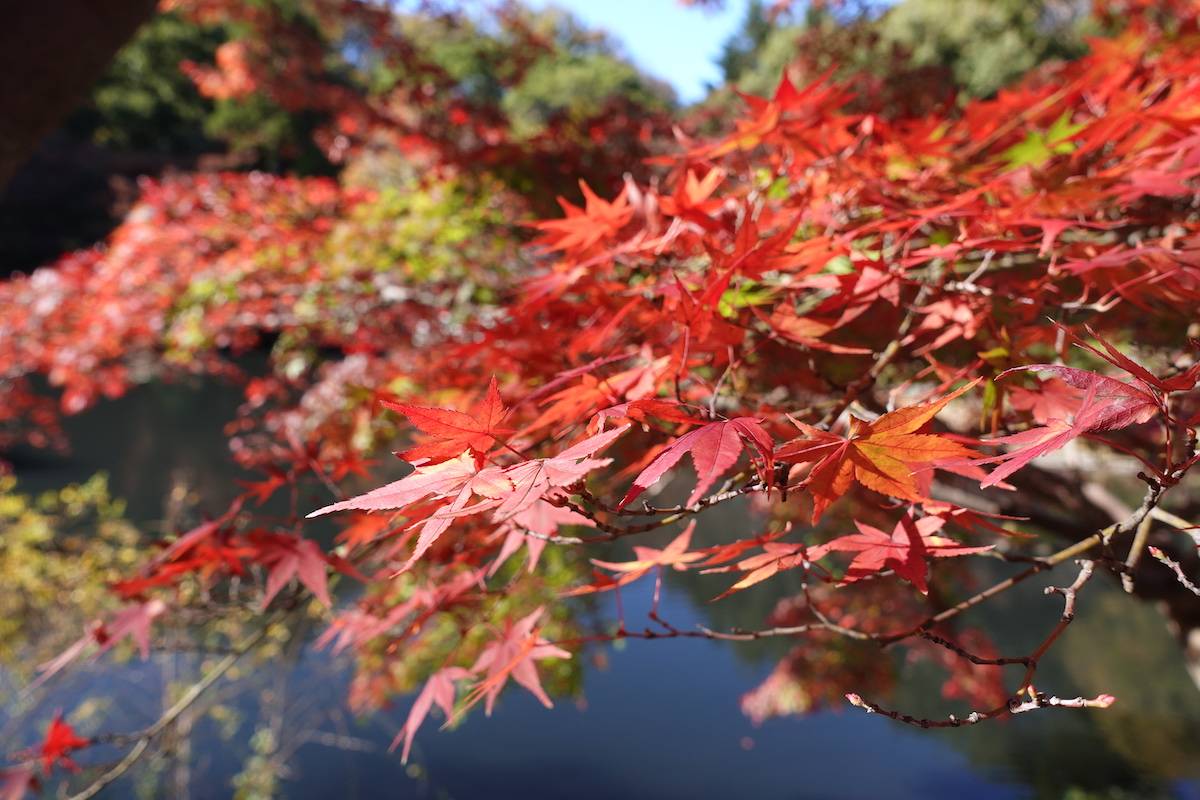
[{"left": 5, "top": 378, "right": 1200, "bottom": 800}]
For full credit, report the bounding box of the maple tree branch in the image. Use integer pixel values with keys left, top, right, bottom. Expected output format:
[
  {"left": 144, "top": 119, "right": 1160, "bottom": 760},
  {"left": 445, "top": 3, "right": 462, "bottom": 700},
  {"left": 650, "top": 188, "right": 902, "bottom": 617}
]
[
  {"left": 556, "top": 479, "right": 766, "bottom": 543},
  {"left": 1148, "top": 546, "right": 1200, "bottom": 597},
  {"left": 848, "top": 558, "right": 1102, "bottom": 729},
  {"left": 708, "top": 345, "right": 743, "bottom": 419},
  {"left": 916, "top": 630, "right": 1030, "bottom": 668},
  {"left": 1019, "top": 559, "right": 1096, "bottom": 688},
  {"left": 1121, "top": 513, "right": 1154, "bottom": 593},
  {"left": 65, "top": 614, "right": 282, "bottom": 800},
  {"left": 883, "top": 477, "right": 1169, "bottom": 646},
  {"left": 845, "top": 690, "right": 1115, "bottom": 728},
  {"left": 564, "top": 619, "right": 865, "bottom": 646}
]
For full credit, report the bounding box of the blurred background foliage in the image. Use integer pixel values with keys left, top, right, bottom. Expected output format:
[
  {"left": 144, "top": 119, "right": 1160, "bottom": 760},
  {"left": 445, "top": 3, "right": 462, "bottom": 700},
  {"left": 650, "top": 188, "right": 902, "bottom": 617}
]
[
  {"left": 64, "top": 11, "right": 226, "bottom": 156},
  {"left": 715, "top": 0, "right": 1097, "bottom": 101},
  {"left": 0, "top": 475, "right": 142, "bottom": 687},
  {"left": 57, "top": 0, "right": 1106, "bottom": 177},
  {"left": 0, "top": 0, "right": 1113, "bottom": 275}
]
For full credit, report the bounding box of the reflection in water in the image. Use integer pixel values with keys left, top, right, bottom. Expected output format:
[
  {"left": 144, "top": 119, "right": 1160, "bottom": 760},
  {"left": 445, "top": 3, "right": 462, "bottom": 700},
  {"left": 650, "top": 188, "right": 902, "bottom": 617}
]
[{"left": 3, "top": 381, "right": 1200, "bottom": 799}]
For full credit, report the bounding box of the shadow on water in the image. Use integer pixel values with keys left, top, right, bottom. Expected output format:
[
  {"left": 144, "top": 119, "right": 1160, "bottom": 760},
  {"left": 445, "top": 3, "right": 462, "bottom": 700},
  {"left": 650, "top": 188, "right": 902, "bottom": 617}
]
[{"left": 4, "top": 379, "right": 1200, "bottom": 799}]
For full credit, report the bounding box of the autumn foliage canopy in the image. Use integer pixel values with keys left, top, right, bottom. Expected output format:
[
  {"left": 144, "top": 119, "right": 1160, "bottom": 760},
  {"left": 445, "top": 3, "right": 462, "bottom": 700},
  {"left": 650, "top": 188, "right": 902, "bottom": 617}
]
[{"left": 4, "top": 0, "right": 1200, "bottom": 793}]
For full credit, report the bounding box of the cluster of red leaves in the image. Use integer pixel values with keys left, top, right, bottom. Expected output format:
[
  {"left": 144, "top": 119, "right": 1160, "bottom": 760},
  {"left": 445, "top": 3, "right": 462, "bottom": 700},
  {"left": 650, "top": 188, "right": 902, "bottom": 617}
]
[
  {"left": 0, "top": 173, "right": 364, "bottom": 446},
  {"left": 298, "top": 5, "right": 1200, "bottom": 749},
  {"left": 111, "top": 522, "right": 340, "bottom": 610},
  {"left": 9, "top": 0, "right": 1200, "bottom": 780}
]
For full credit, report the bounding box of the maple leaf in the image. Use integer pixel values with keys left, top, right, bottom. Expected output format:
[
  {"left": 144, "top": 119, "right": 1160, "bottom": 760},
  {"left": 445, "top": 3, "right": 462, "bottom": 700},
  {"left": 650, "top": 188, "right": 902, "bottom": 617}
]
[
  {"left": 709, "top": 212, "right": 807, "bottom": 278},
  {"left": 308, "top": 451, "right": 483, "bottom": 518},
  {"left": 309, "top": 453, "right": 501, "bottom": 572},
  {"left": 664, "top": 268, "right": 743, "bottom": 347},
  {"left": 618, "top": 418, "right": 774, "bottom": 509},
  {"left": 524, "top": 356, "right": 668, "bottom": 435},
  {"left": 776, "top": 382, "right": 979, "bottom": 522},
  {"left": 146, "top": 502, "right": 244, "bottom": 573},
  {"left": 903, "top": 297, "right": 987, "bottom": 354},
  {"left": 1063, "top": 324, "right": 1200, "bottom": 393},
  {"left": 238, "top": 467, "right": 288, "bottom": 505},
  {"left": 659, "top": 167, "right": 725, "bottom": 228},
  {"left": 308, "top": 428, "right": 627, "bottom": 572},
  {"left": 488, "top": 496, "right": 591, "bottom": 577},
  {"left": 391, "top": 666, "right": 470, "bottom": 763},
  {"left": 465, "top": 608, "right": 570, "bottom": 716},
  {"left": 591, "top": 522, "right": 704, "bottom": 583},
  {"left": 808, "top": 514, "right": 992, "bottom": 594},
  {"left": 1006, "top": 365, "right": 1159, "bottom": 431},
  {"left": 708, "top": 541, "right": 809, "bottom": 600},
  {"left": 37, "top": 598, "right": 168, "bottom": 689},
  {"left": 531, "top": 180, "right": 633, "bottom": 255},
  {"left": 248, "top": 533, "right": 332, "bottom": 609},
  {"left": 594, "top": 398, "right": 704, "bottom": 429},
  {"left": 762, "top": 306, "right": 871, "bottom": 354},
  {"left": 695, "top": 526, "right": 792, "bottom": 569},
  {"left": 975, "top": 366, "right": 1159, "bottom": 487},
  {"left": 1007, "top": 377, "right": 1085, "bottom": 424},
  {"left": 487, "top": 426, "right": 627, "bottom": 521},
  {"left": 112, "top": 529, "right": 255, "bottom": 598},
  {"left": 96, "top": 599, "right": 167, "bottom": 660},
  {"left": 803, "top": 264, "right": 900, "bottom": 328},
  {"left": 384, "top": 376, "right": 510, "bottom": 466},
  {"left": 335, "top": 513, "right": 395, "bottom": 550},
  {"left": 708, "top": 73, "right": 839, "bottom": 156},
  {"left": 27, "top": 713, "right": 89, "bottom": 775}
]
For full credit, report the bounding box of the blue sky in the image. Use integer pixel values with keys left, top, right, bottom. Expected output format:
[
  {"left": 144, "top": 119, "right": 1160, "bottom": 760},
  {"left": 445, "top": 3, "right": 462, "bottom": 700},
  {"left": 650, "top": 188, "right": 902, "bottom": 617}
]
[{"left": 525, "top": 0, "right": 750, "bottom": 103}]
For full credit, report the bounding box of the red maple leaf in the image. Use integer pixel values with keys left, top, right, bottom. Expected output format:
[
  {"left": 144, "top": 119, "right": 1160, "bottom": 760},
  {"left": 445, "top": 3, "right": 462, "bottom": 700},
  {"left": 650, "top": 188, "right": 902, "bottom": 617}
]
[
  {"left": 618, "top": 417, "right": 774, "bottom": 509},
  {"left": 248, "top": 533, "right": 332, "bottom": 609},
  {"left": 488, "top": 496, "right": 592, "bottom": 577},
  {"left": 1066, "top": 323, "right": 1200, "bottom": 393},
  {"left": 309, "top": 427, "right": 628, "bottom": 573},
  {"left": 391, "top": 666, "right": 470, "bottom": 763},
  {"left": 531, "top": 180, "right": 633, "bottom": 256},
  {"left": 808, "top": 514, "right": 992, "bottom": 594},
  {"left": 237, "top": 468, "right": 289, "bottom": 505},
  {"left": 36, "top": 600, "right": 167, "bottom": 688},
  {"left": 29, "top": 713, "right": 89, "bottom": 776},
  {"left": 464, "top": 607, "right": 570, "bottom": 716},
  {"left": 762, "top": 306, "right": 872, "bottom": 354},
  {"left": 977, "top": 366, "right": 1159, "bottom": 487},
  {"left": 708, "top": 540, "right": 810, "bottom": 600},
  {"left": 384, "top": 376, "right": 511, "bottom": 467},
  {"left": 1007, "top": 377, "right": 1085, "bottom": 424}
]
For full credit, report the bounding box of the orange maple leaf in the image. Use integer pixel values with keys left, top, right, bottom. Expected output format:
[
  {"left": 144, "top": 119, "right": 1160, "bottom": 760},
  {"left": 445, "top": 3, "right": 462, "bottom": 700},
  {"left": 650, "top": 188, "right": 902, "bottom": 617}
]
[
  {"left": 383, "top": 376, "right": 511, "bottom": 467},
  {"left": 776, "top": 381, "right": 979, "bottom": 522},
  {"left": 531, "top": 180, "right": 633, "bottom": 256},
  {"left": 591, "top": 522, "right": 704, "bottom": 583}
]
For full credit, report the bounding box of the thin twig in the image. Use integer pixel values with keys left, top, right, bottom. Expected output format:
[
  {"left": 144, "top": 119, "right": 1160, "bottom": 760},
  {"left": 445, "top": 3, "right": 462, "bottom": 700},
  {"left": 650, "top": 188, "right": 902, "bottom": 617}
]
[
  {"left": 1149, "top": 546, "right": 1200, "bottom": 597},
  {"left": 848, "top": 559, "right": 1102, "bottom": 730},
  {"left": 1122, "top": 514, "right": 1153, "bottom": 593},
  {"left": 66, "top": 617, "right": 280, "bottom": 800}
]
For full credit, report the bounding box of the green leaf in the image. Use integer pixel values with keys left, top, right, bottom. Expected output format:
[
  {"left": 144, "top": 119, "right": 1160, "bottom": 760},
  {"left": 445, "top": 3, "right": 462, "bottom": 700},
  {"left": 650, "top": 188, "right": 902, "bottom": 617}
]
[{"left": 1002, "top": 111, "right": 1084, "bottom": 169}]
